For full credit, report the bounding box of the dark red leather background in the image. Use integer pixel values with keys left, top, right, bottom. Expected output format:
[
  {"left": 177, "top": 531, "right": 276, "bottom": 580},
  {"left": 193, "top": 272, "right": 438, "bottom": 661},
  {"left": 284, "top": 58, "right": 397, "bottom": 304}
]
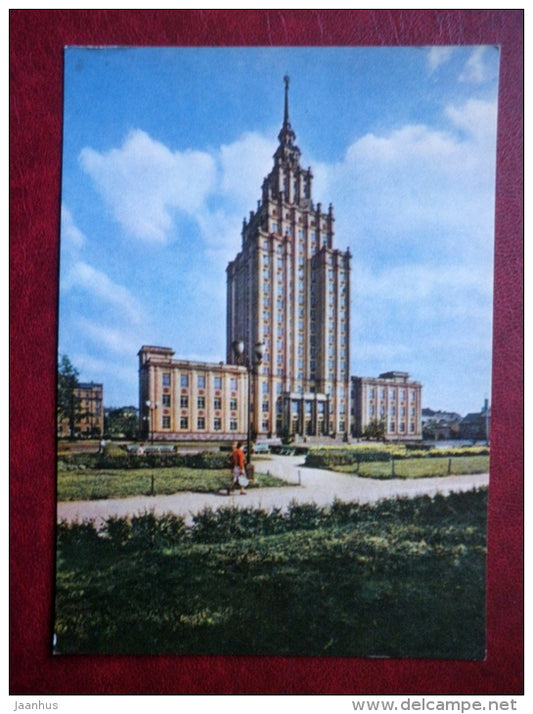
[{"left": 9, "top": 10, "right": 524, "bottom": 695}]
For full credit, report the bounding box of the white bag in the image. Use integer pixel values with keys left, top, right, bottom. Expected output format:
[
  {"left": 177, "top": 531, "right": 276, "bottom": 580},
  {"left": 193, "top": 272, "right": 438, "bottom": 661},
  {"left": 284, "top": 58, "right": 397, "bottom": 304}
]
[{"left": 238, "top": 473, "right": 249, "bottom": 487}]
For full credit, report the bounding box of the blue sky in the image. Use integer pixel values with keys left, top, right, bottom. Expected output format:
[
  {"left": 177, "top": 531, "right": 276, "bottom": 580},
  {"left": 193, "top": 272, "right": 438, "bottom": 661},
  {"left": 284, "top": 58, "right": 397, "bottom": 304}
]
[{"left": 58, "top": 45, "right": 499, "bottom": 415}]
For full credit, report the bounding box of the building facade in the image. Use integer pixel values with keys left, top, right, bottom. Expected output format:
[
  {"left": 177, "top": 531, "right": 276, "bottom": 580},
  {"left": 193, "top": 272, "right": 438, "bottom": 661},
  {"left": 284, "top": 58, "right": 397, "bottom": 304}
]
[
  {"left": 351, "top": 372, "right": 423, "bottom": 441},
  {"left": 138, "top": 345, "right": 248, "bottom": 442},
  {"left": 459, "top": 399, "right": 491, "bottom": 442},
  {"left": 226, "top": 77, "right": 351, "bottom": 439},
  {"left": 57, "top": 381, "right": 104, "bottom": 439}
]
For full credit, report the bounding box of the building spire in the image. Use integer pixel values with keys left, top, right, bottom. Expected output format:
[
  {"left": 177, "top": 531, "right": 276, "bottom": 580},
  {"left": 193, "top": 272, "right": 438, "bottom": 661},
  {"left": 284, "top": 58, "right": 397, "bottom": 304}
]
[
  {"left": 277, "top": 75, "right": 297, "bottom": 150},
  {"left": 283, "top": 74, "right": 290, "bottom": 126}
]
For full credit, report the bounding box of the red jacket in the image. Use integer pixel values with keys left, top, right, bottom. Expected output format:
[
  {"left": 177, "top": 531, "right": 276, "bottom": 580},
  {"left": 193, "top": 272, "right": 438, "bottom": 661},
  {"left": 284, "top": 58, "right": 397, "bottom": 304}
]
[{"left": 231, "top": 447, "right": 245, "bottom": 470}]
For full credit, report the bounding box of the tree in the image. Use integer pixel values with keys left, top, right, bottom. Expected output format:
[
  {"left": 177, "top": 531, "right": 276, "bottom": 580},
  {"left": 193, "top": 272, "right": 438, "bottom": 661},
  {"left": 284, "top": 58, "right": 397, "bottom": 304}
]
[
  {"left": 105, "top": 407, "right": 139, "bottom": 440},
  {"left": 57, "top": 355, "right": 81, "bottom": 440},
  {"left": 363, "top": 418, "right": 386, "bottom": 441}
]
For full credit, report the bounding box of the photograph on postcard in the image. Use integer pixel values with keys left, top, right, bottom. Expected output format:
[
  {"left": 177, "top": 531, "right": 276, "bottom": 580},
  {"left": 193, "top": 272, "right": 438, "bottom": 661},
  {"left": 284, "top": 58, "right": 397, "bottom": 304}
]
[{"left": 54, "top": 46, "right": 498, "bottom": 657}]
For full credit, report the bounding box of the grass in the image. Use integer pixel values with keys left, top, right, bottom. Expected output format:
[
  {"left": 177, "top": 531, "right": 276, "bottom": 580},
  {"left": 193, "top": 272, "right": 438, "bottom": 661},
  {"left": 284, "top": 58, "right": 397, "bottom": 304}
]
[
  {"left": 332, "top": 455, "right": 489, "bottom": 479},
  {"left": 57, "top": 465, "right": 288, "bottom": 501},
  {"left": 54, "top": 488, "right": 487, "bottom": 658}
]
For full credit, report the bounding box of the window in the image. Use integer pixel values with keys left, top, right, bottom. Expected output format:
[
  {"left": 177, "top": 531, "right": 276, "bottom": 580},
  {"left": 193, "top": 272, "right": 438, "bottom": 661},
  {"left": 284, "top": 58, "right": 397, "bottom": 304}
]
[
  {"left": 230, "top": 378, "right": 238, "bottom": 390},
  {"left": 262, "top": 401, "right": 269, "bottom": 412},
  {"left": 198, "top": 375, "right": 206, "bottom": 389},
  {"left": 214, "top": 397, "right": 222, "bottom": 410},
  {"left": 197, "top": 396, "right": 205, "bottom": 409},
  {"left": 180, "top": 396, "right": 189, "bottom": 409},
  {"left": 230, "top": 398, "right": 237, "bottom": 411},
  {"left": 197, "top": 417, "right": 205, "bottom": 430},
  {"left": 214, "top": 418, "right": 222, "bottom": 431},
  {"left": 180, "top": 374, "right": 189, "bottom": 388},
  {"left": 180, "top": 417, "right": 188, "bottom": 430},
  {"left": 162, "top": 416, "right": 170, "bottom": 429},
  {"left": 369, "top": 387, "right": 375, "bottom": 400},
  {"left": 162, "top": 394, "right": 171, "bottom": 407},
  {"left": 162, "top": 373, "right": 171, "bottom": 386},
  {"left": 230, "top": 419, "right": 238, "bottom": 431},
  {"left": 214, "top": 376, "right": 222, "bottom": 390}
]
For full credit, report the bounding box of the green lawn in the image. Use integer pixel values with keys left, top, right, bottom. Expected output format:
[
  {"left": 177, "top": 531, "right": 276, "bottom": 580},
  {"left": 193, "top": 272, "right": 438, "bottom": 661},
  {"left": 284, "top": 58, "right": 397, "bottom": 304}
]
[
  {"left": 333, "top": 455, "right": 489, "bottom": 479},
  {"left": 57, "top": 466, "right": 288, "bottom": 501},
  {"left": 55, "top": 489, "right": 487, "bottom": 658}
]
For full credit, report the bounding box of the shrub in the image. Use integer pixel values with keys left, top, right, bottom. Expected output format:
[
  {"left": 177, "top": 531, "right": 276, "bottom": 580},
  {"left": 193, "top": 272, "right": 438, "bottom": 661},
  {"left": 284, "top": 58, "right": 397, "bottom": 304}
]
[
  {"left": 305, "top": 445, "right": 489, "bottom": 470},
  {"left": 56, "top": 519, "right": 100, "bottom": 550},
  {"left": 129, "top": 511, "right": 187, "bottom": 548},
  {"left": 286, "top": 501, "right": 327, "bottom": 530},
  {"left": 60, "top": 449, "right": 232, "bottom": 472},
  {"left": 101, "top": 516, "right": 131, "bottom": 547}
]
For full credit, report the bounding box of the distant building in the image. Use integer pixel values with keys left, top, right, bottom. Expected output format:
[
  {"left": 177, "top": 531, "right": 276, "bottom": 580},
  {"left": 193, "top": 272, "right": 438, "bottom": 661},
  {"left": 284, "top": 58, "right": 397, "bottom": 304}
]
[
  {"left": 459, "top": 399, "right": 491, "bottom": 442},
  {"left": 422, "top": 408, "right": 462, "bottom": 441},
  {"left": 351, "top": 371, "right": 423, "bottom": 441},
  {"left": 138, "top": 345, "right": 248, "bottom": 442},
  {"left": 57, "top": 381, "right": 104, "bottom": 439}
]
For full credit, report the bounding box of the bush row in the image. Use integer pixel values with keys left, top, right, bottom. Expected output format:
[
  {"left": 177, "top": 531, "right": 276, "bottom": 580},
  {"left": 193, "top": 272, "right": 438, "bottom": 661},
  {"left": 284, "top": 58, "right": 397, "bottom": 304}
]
[
  {"left": 57, "top": 488, "right": 487, "bottom": 550},
  {"left": 58, "top": 450, "right": 231, "bottom": 471},
  {"left": 305, "top": 445, "right": 489, "bottom": 468}
]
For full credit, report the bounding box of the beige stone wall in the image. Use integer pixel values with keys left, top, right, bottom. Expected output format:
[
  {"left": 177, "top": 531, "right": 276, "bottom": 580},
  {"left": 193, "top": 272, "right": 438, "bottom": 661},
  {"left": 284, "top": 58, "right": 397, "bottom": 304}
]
[
  {"left": 352, "top": 375, "right": 423, "bottom": 441},
  {"left": 138, "top": 346, "right": 248, "bottom": 442}
]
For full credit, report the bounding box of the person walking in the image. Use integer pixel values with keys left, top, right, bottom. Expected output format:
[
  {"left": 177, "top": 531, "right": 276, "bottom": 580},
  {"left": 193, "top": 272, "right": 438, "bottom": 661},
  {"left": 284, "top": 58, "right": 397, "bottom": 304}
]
[{"left": 228, "top": 441, "right": 247, "bottom": 495}]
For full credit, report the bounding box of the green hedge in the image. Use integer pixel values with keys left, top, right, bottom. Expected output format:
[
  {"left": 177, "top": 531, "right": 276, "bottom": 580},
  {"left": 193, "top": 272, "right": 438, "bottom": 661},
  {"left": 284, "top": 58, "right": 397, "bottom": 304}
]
[
  {"left": 305, "top": 445, "right": 489, "bottom": 469},
  {"left": 59, "top": 450, "right": 231, "bottom": 471}
]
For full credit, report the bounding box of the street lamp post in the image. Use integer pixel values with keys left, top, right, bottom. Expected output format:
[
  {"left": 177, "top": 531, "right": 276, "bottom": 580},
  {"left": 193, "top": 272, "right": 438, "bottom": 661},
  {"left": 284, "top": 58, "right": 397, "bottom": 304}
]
[
  {"left": 233, "top": 340, "right": 265, "bottom": 466},
  {"left": 145, "top": 400, "right": 158, "bottom": 444}
]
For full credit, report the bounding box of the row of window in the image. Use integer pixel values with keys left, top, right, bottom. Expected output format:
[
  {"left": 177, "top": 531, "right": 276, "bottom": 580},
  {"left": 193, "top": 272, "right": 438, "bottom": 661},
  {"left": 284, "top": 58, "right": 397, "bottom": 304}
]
[
  {"left": 159, "top": 416, "right": 240, "bottom": 431},
  {"left": 167, "top": 396, "right": 240, "bottom": 410},
  {"left": 389, "top": 422, "right": 417, "bottom": 434},
  {"left": 368, "top": 405, "right": 417, "bottom": 417},
  {"left": 367, "top": 387, "right": 417, "bottom": 401},
  {"left": 162, "top": 373, "right": 240, "bottom": 391}
]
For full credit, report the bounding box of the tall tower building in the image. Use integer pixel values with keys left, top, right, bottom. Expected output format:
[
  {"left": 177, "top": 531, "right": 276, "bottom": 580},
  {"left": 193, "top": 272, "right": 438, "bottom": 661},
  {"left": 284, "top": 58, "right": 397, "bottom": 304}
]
[{"left": 226, "top": 77, "right": 351, "bottom": 439}]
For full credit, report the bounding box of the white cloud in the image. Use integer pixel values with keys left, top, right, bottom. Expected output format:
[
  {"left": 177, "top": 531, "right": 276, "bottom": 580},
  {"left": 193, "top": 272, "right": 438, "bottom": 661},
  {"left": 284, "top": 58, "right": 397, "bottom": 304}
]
[
  {"left": 78, "top": 318, "right": 142, "bottom": 357},
  {"left": 445, "top": 97, "right": 498, "bottom": 143},
  {"left": 62, "top": 260, "right": 144, "bottom": 326},
  {"left": 79, "top": 129, "right": 217, "bottom": 244},
  {"left": 219, "top": 131, "right": 276, "bottom": 206},
  {"left": 79, "top": 128, "right": 276, "bottom": 258},
  {"left": 459, "top": 46, "right": 490, "bottom": 84},
  {"left": 427, "top": 46, "right": 454, "bottom": 73},
  {"left": 314, "top": 96, "right": 497, "bottom": 254},
  {"left": 61, "top": 204, "right": 86, "bottom": 251}
]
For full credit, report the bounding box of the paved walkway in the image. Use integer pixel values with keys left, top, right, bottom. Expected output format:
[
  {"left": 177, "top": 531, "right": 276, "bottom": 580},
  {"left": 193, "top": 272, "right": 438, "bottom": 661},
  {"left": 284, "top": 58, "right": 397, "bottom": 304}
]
[{"left": 56, "top": 454, "right": 489, "bottom": 526}]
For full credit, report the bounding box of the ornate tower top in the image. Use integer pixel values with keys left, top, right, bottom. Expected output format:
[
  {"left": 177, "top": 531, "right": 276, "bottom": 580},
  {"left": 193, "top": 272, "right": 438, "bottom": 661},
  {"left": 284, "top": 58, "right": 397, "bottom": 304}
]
[{"left": 275, "top": 75, "right": 300, "bottom": 165}]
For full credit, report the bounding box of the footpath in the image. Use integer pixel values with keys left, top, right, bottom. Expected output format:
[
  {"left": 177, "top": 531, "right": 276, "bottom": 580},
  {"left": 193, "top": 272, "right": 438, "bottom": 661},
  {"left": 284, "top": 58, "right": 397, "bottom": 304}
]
[{"left": 56, "top": 454, "right": 489, "bottom": 527}]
